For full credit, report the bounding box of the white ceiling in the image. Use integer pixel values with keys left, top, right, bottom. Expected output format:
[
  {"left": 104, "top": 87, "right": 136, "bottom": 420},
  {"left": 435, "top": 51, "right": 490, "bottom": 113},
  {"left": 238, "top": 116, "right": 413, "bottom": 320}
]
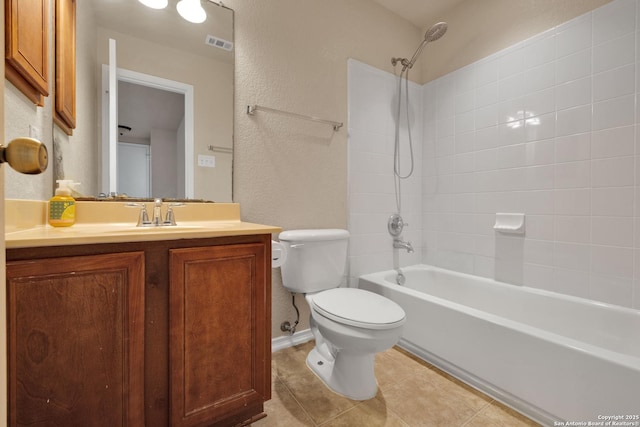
[{"left": 369, "top": 0, "right": 467, "bottom": 30}]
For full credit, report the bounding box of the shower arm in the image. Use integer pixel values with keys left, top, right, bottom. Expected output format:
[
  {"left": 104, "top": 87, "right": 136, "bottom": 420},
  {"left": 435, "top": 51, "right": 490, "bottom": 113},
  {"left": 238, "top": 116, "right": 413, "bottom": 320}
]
[{"left": 391, "top": 21, "right": 447, "bottom": 71}]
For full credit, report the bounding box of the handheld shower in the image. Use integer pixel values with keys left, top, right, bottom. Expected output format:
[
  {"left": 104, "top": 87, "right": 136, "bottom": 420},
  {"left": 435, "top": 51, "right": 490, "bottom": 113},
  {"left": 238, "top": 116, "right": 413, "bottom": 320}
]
[
  {"left": 425, "top": 21, "right": 448, "bottom": 42},
  {"left": 391, "top": 21, "right": 448, "bottom": 214},
  {"left": 391, "top": 21, "right": 448, "bottom": 71}
]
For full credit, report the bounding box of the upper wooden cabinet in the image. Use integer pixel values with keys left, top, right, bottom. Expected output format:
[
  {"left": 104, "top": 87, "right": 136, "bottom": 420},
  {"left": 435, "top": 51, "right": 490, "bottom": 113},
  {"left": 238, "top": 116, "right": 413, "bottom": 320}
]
[
  {"left": 5, "top": 0, "right": 77, "bottom": 132},
  {"left": 5, "top": 0, "right": 49, "bottom": 106},
  {"left": 54, "top": 0, "right": 76, "bottom": 134}
]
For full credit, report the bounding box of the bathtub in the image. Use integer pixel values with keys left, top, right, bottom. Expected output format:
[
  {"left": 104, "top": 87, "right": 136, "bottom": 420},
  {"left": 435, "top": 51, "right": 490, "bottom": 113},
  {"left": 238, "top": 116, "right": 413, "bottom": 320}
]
[{"left": 358, "top": 264, "right": 640, "bottom": 426}]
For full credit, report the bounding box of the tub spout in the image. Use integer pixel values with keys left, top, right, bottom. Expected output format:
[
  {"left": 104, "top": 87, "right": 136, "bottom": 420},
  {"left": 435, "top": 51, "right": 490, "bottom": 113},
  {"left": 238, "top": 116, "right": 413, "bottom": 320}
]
[{"left": 393, "top": 239, "right": 414, "bottom": 253}]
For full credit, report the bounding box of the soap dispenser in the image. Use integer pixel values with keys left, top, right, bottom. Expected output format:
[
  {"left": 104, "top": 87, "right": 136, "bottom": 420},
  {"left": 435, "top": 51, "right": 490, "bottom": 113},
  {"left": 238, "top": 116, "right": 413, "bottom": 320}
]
[{"left": 48, "top": 180, "right": 76, "bottom": 227}]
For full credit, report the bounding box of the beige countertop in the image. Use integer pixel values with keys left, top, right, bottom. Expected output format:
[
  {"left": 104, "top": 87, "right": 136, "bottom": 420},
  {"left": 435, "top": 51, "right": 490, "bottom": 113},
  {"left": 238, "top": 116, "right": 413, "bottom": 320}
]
[{"left": 5, "top": 199, "right": 281, "bottom": 248}]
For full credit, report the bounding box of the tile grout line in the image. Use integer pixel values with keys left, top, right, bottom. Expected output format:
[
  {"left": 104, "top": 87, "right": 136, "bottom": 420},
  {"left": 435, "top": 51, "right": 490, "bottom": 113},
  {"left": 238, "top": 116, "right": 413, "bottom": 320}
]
[
  {"left": 267, "top": 344, "right": 540, "bottom": 427},
  {"left": 273, "top": 373, "right": 320, "bottom": 426},
  {"left": 315, "top": 401, "right": 368, "bottom": 427},
  {"left": 459, "top": 398, "right": 497, "bottom": 427}
]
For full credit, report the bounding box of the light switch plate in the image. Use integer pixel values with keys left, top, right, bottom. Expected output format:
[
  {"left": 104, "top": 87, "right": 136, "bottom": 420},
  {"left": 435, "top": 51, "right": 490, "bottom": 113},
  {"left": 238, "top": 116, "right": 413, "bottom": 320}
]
[{"left": 198, "top": 154, "right": 216, "bottom": 168}]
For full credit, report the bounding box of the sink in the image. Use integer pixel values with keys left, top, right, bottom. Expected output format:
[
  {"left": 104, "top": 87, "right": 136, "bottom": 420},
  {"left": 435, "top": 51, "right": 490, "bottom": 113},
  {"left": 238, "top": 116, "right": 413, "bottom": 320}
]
[
  {"left": 68, "top": 223, "right": 236, "bottom": 235},
  {"left": 5, "top": 200, "right": 282, "bottom": 249},
  {"left": 111, "top": 225, "right": 210, "bottom": 233}
]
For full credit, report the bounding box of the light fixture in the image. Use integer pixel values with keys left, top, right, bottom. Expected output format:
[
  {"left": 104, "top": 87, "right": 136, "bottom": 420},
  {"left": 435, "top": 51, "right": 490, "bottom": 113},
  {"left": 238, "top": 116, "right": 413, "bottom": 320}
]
[
  {"left": 138, "top": 0, "right": 168, "bottom": 9},
  {"left": 118, "top": 125, "right": 132, "bottom": 137},
  {"left": 177, "top": 0, "right": 207, "bottom": 24}
]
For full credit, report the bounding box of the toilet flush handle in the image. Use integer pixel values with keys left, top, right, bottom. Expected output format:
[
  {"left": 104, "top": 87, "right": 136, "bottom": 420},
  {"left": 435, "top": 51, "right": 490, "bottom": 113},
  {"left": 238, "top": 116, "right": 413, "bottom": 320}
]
[{"left": 290, "top": 243, "right": 305, "bottom": 249}]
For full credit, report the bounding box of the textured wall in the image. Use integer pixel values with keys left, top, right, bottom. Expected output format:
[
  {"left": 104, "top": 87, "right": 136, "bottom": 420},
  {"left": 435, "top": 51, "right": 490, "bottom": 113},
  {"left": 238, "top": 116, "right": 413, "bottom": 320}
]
[{"left": 225, "top": 0, "right": 422, "bottom": 338}]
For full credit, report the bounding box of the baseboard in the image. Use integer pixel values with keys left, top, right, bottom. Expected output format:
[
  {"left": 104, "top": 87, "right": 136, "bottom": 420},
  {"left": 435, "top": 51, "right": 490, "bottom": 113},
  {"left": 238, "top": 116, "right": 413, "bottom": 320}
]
[{"left": 272, "top": 329, "right": 314, "bottom": 352}]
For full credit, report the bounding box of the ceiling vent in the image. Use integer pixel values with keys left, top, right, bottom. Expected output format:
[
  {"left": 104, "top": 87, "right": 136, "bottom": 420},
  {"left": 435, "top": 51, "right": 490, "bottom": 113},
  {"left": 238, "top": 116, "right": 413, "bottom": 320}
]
[{"left": 205, "top": 35, "right": 233, "bottom": 51}]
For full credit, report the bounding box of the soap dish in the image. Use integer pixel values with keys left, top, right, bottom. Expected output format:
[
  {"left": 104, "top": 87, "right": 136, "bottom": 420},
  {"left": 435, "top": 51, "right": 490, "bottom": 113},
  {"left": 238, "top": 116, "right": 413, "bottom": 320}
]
[{"left": 493, "top": 213, "right": 525, "bottom": 235}]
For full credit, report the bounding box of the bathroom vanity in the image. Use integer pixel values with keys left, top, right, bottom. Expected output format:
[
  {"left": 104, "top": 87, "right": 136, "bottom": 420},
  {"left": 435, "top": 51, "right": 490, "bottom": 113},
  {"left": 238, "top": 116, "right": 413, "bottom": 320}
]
[{"left": 5, "top": 200, "right": 279, "bottom": 427}]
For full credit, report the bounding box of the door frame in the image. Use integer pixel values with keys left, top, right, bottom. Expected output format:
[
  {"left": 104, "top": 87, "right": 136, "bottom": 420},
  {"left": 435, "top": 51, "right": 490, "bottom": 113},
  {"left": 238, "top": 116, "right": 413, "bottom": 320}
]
[
  {"left": 1, "top": 3, "right": 8, "bottom": 425},
  {"left": 101, "top": 65, "right": 194, "bottom": 198}
]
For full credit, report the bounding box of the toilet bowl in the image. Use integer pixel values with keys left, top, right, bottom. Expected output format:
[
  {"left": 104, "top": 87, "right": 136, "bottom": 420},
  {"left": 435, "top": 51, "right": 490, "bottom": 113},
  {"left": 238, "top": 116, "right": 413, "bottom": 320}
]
[{"left": 278, "top": 229, "right": 406, "bottom": 400}]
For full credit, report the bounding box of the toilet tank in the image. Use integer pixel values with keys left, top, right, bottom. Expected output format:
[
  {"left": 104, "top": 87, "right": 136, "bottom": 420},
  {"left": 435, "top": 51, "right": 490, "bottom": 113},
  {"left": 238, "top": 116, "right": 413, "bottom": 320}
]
[{"left": 278, "top": 229, "right": 349, "bottom": 294}]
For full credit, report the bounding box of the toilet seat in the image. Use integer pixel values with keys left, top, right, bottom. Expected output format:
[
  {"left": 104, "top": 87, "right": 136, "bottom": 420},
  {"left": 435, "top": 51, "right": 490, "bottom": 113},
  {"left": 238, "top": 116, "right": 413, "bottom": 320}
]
[{"left": 310, "top": 288, "right": 406, "bottom": 330}]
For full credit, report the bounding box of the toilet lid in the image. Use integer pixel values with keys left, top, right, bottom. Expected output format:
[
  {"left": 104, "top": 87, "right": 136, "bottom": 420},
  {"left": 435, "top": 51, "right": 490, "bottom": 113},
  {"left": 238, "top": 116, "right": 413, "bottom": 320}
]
[{"left": 311, "top": 288, "right": 406, "bottom": 330}]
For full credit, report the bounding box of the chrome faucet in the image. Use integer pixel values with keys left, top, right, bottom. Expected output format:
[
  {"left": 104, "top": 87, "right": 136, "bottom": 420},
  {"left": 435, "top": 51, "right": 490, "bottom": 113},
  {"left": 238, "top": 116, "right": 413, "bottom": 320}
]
[
  {"left": 163, "top": 202, "right": 185, "bottom": 226},
  {"left": 396, "top": 269, "right": 406, "bottom": 285},
  {"left": 126, "top": 203, "right": 152, "bottom": 226},
  {"left": 126, "top": 199, "right": 185, "bottom": 227},
  {"left": 393, "top": 238, "right": 414, "bottom": 253},
  {"left": 152, "top": 198, "right": 163, "bottom": 226}
]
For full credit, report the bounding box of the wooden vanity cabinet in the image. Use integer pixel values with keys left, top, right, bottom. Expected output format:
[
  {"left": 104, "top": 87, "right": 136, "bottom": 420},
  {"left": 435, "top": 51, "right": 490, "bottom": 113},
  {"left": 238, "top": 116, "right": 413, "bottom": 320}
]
[{"left": 6, "top": 234, "right": 272, "bottom": 427}]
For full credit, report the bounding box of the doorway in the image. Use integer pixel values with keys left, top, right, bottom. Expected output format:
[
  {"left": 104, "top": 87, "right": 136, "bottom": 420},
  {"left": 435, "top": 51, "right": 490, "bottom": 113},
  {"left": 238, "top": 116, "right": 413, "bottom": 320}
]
[
  {"left": 101, "top": 66, "right": 194, "bottom": 198},
  {"left": 117, "top": 141, "right": 150, "bottom": 197}
]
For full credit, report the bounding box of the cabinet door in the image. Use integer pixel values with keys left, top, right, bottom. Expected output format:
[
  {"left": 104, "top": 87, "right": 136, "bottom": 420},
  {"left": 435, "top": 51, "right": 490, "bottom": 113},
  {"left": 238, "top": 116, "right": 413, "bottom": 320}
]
[
  {"left": 54, "top": 0, "right": 77, "bottom": 134},
  {"left": 170, "top": 243, "right": 269, "bottom": 427},
  {"left": 6, "top": 252, "right": 145, "bottom": 427},
  {"left": 5, "top": 0, "right": 49, "bottom": 105}
]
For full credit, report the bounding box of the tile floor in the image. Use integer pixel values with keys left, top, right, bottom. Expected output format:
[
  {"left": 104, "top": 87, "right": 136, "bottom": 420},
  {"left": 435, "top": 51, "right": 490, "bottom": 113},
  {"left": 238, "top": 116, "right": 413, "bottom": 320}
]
[{"left": 254, "top": 341, "right": 541, "bottom": 427}]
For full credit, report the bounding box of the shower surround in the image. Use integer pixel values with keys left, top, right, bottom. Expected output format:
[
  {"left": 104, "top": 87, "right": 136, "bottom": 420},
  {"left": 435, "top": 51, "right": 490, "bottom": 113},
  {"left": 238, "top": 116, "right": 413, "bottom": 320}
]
[{"left": 348, "top": 0, "right": 640, "bottom": 310}]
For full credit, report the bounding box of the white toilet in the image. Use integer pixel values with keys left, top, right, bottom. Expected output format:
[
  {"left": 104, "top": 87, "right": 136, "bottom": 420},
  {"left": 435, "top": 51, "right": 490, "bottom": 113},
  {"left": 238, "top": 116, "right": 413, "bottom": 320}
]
[{"left": 278, "top": 229, "right": 406, "bottom": 400}]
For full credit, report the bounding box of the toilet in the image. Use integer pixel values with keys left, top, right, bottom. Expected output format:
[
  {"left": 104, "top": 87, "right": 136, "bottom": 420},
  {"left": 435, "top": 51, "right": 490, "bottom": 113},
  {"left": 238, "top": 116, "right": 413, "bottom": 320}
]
[{"left": 278, "top": 229, "right": 406, "bottom": 400}]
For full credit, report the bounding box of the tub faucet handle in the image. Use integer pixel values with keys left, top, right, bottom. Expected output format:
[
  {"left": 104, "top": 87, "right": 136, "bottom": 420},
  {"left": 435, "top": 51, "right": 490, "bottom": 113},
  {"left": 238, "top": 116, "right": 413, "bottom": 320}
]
[{"left": 388, "top": 213, "right": 407, "bottom": 237}]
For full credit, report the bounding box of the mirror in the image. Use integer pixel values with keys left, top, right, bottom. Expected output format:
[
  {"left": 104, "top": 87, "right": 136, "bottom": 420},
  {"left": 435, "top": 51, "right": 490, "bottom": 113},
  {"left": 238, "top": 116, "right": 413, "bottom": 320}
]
[{"left": 77, "top": 0, "right": 233, "bottom": 201}]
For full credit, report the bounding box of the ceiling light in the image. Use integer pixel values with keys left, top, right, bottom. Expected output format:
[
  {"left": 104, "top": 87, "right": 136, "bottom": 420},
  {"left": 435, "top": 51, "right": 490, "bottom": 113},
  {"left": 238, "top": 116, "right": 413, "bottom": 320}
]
[
  {"left": 118, "top": 125, "right": 132, "bottom": 136},
  {"left": 138, "top": 0, "right": 168, "bottom": 9},
  {"left": 177, "top": 0, "right": 207, "bottom": 24}
]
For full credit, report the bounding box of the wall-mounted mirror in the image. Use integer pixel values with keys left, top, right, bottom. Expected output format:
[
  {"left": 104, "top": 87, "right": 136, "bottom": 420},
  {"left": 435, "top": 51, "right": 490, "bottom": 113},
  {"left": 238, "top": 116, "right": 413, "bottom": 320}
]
[{"left": 78, "top": 0, "right": 233, "bottom": 201}]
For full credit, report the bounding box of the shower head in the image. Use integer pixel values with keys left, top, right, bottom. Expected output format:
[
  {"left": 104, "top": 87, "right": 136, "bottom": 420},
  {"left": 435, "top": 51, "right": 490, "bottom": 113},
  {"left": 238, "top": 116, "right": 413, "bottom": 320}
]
[
  {"left": 391, "top": 21, "right": 448, "bottom": 71},
  {"left": 424, "top": 21, "right": 447, "bottom": 42}
]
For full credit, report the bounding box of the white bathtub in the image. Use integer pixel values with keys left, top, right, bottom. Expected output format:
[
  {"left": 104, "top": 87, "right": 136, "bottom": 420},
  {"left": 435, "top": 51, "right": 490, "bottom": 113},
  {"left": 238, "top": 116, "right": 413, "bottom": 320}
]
[{"left": 358, "top": 264, "right": 640, "bottom": 426}]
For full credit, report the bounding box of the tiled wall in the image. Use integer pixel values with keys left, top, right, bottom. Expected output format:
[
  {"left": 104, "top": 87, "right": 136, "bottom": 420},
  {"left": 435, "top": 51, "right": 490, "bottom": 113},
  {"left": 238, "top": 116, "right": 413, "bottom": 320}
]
[
  {"left": 349, "top": 0, "right": 640, "bottom": 310},
  {"left": 347, "top": 59, "right": 423, "bottom": 283}
]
